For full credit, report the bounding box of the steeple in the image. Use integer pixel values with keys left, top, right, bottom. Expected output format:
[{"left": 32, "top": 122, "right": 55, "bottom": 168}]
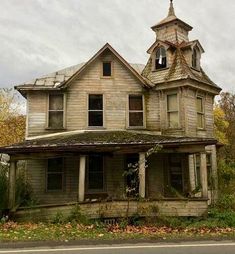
[
  {"left": 151, "top": 0, "right": 192, "bottom": 43},
  {"left": 168, "top": 0, "right": 176, "bottom": 17}
]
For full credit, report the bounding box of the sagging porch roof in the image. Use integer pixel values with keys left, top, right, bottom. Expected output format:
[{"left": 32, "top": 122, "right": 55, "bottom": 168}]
[{"left": 0, "top": 131, "right": 217, "bottom": 155}]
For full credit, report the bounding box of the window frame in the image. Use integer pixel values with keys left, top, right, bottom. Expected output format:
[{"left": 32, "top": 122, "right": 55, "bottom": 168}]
[
  {"left": 155, "top": 47, "right": 167, "bottom": 70},
  {"left": 87, "top": 93, "right": 104, "bottom": 128},
  {"left": 102, "top": 61, "right": 112, "bottom": 78},
  {"left": 46, "top": 158, "right": 65, "bottom": 192},
  {"left": 47, "top": 93, "right": 66, "bottom": 130},
  {"left": 206, "top": 153, "right": 213, "bottom": 189},
  {"left": 86, "top": 154, "right": 106, "bottom": 193},
  {"left": 196, "top": 96, "right": 205, "bottom": 129},
  {"left": 128, "top": 94, "right": 145, "bottom": 129},
  {"left": 167, "top": 93, "right": 179, "bottom": 129}
]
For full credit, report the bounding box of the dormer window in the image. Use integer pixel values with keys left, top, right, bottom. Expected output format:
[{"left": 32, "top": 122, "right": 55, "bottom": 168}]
[{"left": 155, "top": 47, "right": 167, "bottom": 69}]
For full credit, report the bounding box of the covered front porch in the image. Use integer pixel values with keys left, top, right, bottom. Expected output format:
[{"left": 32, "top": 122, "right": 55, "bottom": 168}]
[{"left": 0, "top": 131, "right": 218, "bottom": 220}]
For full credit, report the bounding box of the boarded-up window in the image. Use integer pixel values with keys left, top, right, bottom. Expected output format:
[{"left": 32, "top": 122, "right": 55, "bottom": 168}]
[
  {"left": 167, "top": 94, "right": 179, "bottom": 128},
  {"left": 47, "top": 158, "right": 64, "bottom": 191},
  {"left": 155, "top": 47, "right": 167, "bottom": 69},
  {"left": 129, "top": 95, "right": 144, "bottom": 127},
  {"left": 48, "top": 94, "right": 64, "bottom": 129},
  {"left": 88, "top": 95, "right": 103, "bottom": 127},
  {"left": 169, "top": 155, "right": 183, "bottom": 193},
  {"left": 87, "top": 155, "right": 104, "bottom": 192},
  {"left": 197, "top": 97, "right": 204, "bottom": 128},
  {"left": 103, "top": 62, "right": 112, "bottom": 77}
]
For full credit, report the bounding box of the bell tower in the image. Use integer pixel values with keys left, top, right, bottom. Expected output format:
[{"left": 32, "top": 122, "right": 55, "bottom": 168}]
[{"left": 151, "top": 0, "right": 192, "bottom": 43}]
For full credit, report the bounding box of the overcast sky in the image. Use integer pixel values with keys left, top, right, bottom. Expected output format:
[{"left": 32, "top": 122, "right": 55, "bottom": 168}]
[{"left": 0, "top": 0, "right": 234, "bottom": 92}]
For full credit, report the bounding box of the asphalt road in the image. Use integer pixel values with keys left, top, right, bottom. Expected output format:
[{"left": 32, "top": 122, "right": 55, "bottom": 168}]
[{"left": 1, "top": 242, "right": 235, "bottom": 254}]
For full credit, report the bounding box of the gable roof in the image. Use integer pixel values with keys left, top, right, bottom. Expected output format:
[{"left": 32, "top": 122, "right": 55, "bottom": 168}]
[{"left": 16, "top": 43, "right": 152, "bottom": 96}]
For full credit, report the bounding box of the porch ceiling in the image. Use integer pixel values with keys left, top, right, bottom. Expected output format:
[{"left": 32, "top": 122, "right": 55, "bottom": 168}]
[{"left": 0, "top": 131, "right": 217, "bottom": 155}]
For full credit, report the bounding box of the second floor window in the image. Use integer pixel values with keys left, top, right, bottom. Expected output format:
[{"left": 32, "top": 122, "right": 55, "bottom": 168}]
[
  {"left": 88, "top": 94, "right": 103, "bottom": 127},
  {"left": 129, "top": 95, "right": 144, "bottom": 127},
  {"left": 48, "top": 94, "right": 64, "bottom": 129},
  {"left": 167, "top": 94, "right": 179, "bottom": 128},
  {"left": 197, "top": 97, "right": 204, "bottom": 128},
  {"left": 155, "top": 47, "right": 167, "bottom": 69}
]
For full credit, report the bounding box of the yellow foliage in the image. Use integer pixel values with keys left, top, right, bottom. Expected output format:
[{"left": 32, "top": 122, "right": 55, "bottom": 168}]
[
  {"left": 0, "top": 89, "right": 26, "bottom": 146},
  {"left": 214, "top": 105, "right": 229, "bottom": 144}
]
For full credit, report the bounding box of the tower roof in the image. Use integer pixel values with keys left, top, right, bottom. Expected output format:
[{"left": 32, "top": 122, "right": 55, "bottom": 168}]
[{"left": 151, "top": 0, "right": 192, "bottom": 31}]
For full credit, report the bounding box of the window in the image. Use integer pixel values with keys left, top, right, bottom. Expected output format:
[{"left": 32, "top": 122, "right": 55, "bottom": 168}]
[
  {"left": 195, "top": 154, "right": 201, "bottom": 187},
  {"left": 192, "top": 48, "right": 197, "bottom": 69},
  {"left": 207, "top": 154, "right": 212, "bottom": 189},
  {"left": 47, "top": 158, "right": 64, "bottom": 191},
  {"left": 197, "top": 97, "right": 204, "bottom": 128},
  {"left": 125, "top": 154, "right": 139, "bottom": 197},
  {"left": 87, "top": 155, "right": 104, "bottom": 192},
  {"left": 103, "top": 62, "right": 112, "bottom": 77},
  {"left": 155, "top": 47, "right": 167, "bottom": 69},
  {"left": 167, "top": 94, "right": 179, "bottom": 128},
  {"left": 169, "top": 155, "right": 183, "bottom": 193},
  {"left": 48, "top": 94, "right": 64, "bottom": 129},
  {"left": 129, "top": 95, "right": 144, "bottom": 127},
  {"left": 88, "top": 94, "right": 103, "bottom": 127}
]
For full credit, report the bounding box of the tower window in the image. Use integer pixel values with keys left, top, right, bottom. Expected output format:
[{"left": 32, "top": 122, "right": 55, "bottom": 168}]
[
  {"left": 192, "top": 48, "right": 198, "bottom": 69},
  {"left": 155, "top": 47, "right": 167, "bottom": 69}
]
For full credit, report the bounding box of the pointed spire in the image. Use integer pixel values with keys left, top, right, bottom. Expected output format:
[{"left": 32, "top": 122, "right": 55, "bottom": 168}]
[{"left": 168, "top": 0, "right": 176, "bottom": 17}]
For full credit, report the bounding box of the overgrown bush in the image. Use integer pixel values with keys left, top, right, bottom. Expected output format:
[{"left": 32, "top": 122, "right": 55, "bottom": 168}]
[
  {"left": 218, "top": 159, "right": 235, "bottom": 193},
  {"left": 67, "top": 205, "right": 89, "bottom": 224}
]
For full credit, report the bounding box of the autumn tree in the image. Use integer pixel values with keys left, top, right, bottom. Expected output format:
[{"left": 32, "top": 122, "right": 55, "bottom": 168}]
[
  {"left": 218, "top": 92, "right": 235, "bottom": 161},
  {"left": 0, "top": 89, "right": 26, "bottom": 146}
]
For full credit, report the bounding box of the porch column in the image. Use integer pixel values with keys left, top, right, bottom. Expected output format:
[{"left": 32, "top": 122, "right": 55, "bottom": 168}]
[
  {"left": 211, "top": 145, "right": 219, "bottom": 201},
  {"left": 8, "top": 160, "right": 17, "bottom": 210},
  {"left": 78, "top": 155, "right": 86, "bottom": 202},
  {"left": 200, "top": 152, "right": 208, "bottom": 198},
  {"left": 139, "top": 152, "right": 146, "bottom": 199},
  {"left": 188, "top": 154, "right": 196, "bottom": 192}
]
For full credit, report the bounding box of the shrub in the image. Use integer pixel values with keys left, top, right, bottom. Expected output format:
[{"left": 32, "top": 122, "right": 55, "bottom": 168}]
[{"left": 68, "top": 205, "right": 89, "bottom": 224}]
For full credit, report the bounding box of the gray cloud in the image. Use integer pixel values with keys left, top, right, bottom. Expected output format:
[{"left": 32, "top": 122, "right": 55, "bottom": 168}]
[{"left": 0, "top": 0, "right": 234, "bottom": 92}]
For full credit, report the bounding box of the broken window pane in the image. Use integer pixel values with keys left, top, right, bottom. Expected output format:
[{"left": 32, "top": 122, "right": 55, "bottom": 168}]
[
  {"left": 129, "top": 112, "right": 143, "bottom": 127},
  {"left": 155, "top": 47, "right": 167, "bottom": 69},
  {"left": 103, "top": 62, "right": 112, "bottom": 77},
  {"left": 88, "top": 111, "right": 103, "bottom": 127}
]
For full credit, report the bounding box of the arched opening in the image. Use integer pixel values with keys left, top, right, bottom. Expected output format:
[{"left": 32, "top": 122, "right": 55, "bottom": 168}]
[{"left": 155, "top": 47, "right": 167, "bottom": 69}]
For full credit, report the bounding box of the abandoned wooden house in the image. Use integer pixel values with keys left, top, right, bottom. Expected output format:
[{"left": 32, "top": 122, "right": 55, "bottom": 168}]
[{"left": 0, "top": 1, "right": 222, "bottom": 220}]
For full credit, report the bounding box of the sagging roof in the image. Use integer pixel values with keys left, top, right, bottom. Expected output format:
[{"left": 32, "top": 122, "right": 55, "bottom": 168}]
[
  {"left": 0, "top": 131, "right": 217, "bottom": 154},
  {"left": 16, "top": 43, "right": 152, "bottom": 95}
]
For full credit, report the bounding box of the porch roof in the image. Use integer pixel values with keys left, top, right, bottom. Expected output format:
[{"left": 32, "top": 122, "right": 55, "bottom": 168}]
[{"left": 0, "top": 131, "right": 217, "bottom": 155}]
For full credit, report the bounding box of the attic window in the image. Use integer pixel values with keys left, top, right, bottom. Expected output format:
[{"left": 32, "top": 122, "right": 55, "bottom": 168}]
[
  {"left": 155, "top": 47, "right": 167, "bottom": 69},
  {"left": 103, "top": 62, "right": 112, "bottom": 77}
]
